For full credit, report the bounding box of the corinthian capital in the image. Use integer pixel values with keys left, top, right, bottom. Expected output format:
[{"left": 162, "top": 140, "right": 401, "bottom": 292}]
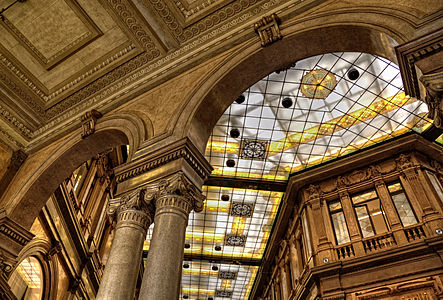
[
  {"left": 107, "top": 189, "right": 155, "bottom": 230},
  {"left": 420, "top": 71, "right": 443, "bottom": 129},
  {"left": 146, "top": 172, "right": 206, "bottom": 215}
]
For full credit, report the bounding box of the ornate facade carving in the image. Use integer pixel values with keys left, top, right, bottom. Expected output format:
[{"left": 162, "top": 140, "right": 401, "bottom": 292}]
[
  {"left": 254, "top": 13, "right": 282, "bottom": 47},
  {"left": 81, "top": 109, "right": 102, "bottom": 138},
  {"left": 420, "top": 71, "right": 443, "bottom": 129},
  {"left": 396, "top": 153, "right": 414, "bottom": 171}
]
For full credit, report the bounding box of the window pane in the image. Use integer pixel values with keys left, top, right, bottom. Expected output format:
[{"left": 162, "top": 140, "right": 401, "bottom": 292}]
[
  {"left": 352, "top": 190, "right": 377, "bottom": 204},
  {"left": 355, "top": 205, "right": 375, "bottom": 238},
  {"left": 366, "top": 199, "right": 389, "bottom": 234},
  {"left": 328, "top": 201, "right": 342, "bottom": 211},
  {"left": 331, "top": 211, "right": 350, "bottom": 244},
  {"left": 426, "top": 171, "right": 443, "bottom": 201},
  {"left": 8, "top": 256, "right": 43, "bottom": 300},
  {"left": 392, "top": 192, "right": 417, "bottom": 226}
]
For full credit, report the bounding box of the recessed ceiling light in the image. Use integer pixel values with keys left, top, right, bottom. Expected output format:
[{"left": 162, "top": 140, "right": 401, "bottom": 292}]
[
  {"left": 221, "top": 194, "right": 230, "bottom": 201},
  {"left": 282, "top": 97, "right": 293, "bottom": 108},
  {"left": 226, "top": 159, "right": 235, "bottom": 167},
  {"left": 235, "top": 94, "right": 245, "bottom": 104},
  {"left": 230, "top": 128, "right": 240, "bottom": 138},
  {"left": 347, "top": 68, "right": 360, "bottom": 80}
]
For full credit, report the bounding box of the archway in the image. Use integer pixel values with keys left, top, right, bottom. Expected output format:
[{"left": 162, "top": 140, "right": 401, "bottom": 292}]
[
  {"left": 2, "top": 112, "right": 148, "bottom": 230},
  {"left": 181, "top": 25, "right": 403, "bottom": 153}
]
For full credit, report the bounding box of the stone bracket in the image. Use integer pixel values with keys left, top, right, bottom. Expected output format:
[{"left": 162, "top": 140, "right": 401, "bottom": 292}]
[
  {"left": 420, "top": 71, "right": 443, "bottom": 129},
  {"left": 254, "top": 13, "right": 282, "bottom": 47},
  {"left": 81, "top": 109, "right": 102, "bottom": 139}
]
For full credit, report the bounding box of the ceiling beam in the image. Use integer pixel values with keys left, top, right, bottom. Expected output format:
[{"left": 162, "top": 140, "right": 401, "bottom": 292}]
[{"left": 204, "top": 176, "right": 287, "bottom": 192}]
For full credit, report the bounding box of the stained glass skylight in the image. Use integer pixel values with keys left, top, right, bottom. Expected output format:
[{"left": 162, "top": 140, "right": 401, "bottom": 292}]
[
  {"left": 206, "top": 52, "right": 432, "bottom": 181},
  {"left": 143, "top": 52, "right": 433, "bottom": 300}
]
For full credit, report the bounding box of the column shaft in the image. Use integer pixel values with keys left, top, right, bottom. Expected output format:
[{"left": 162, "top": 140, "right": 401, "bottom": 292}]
[
  {"left": 97, "top": 190, "right": 153, "bottom": 300},
  {"left": 139, "top": 196, "right": 190, "bottom": 300}
]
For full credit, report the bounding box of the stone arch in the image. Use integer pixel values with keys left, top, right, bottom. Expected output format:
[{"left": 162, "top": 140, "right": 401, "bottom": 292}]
[
  {"left": 12, "top": 238, "right": 58, "bottom": 300},
  {"left": 2, "top": 112, "right": 148, "bottom": 230},
  {"left": 175, "top": 18, "right": 419, "bottom": 153}
]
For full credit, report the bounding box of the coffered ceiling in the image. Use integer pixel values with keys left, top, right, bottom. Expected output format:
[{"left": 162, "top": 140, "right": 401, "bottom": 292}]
[{"left": 0, "top": 0, "right": 323, "bottom": 151}]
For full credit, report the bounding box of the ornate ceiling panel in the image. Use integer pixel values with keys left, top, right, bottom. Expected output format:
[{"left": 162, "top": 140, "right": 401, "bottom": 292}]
[{"left": 0, "top": 0, "right": 323, "bottom": 150}]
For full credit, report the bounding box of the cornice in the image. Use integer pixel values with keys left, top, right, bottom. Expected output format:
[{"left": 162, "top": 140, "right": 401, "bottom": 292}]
[
  {"left": 115, "top": 138, "right": 213, "bottom": 183},
  {"left": 396, "top": 28, "right": 443, "bottom": 98}
]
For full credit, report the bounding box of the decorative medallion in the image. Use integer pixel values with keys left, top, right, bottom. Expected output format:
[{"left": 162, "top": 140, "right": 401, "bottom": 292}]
[
  {"left": 218, "top": 271, "right": 238, "bottom": 280},
  {"left": 240, "top": 139, "right": 268, "bottom": 159},
  {"left": 215, "top": 290, "right": 233, "bottom": 297},
  {"left": 225, "top": 234, "right": 246, "bottom": 246},
  {"left": 230, "top": 203, "right": 254, "bottom": 217},
  {"left": 300, "top": 69, "right": 337, "bottom": 99}
]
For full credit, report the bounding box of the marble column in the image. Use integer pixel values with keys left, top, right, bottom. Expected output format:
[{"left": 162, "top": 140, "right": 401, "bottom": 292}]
[
  {"left": 96, "top": 189, "right": 154, "bottom": 300},
  {"left": 139, "top": 173, "right": 205, "bottom": 300}
]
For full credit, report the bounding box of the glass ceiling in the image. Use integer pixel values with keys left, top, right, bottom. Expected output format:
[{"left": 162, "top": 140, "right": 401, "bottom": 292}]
[{"left": 143, "top": 52, "right": 433, "bottom": 300}]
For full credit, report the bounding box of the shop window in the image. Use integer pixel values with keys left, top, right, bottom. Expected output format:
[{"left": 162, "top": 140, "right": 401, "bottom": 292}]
[
  {"left": 387, "top": 182, "right": 418, "bottom": 226},
  {"left": 351, "top": 189, "right": 388, "bottom": 238},
  {"left": 328, "top": 201, "right": 350, "bottom": 245},
  {"left": 8, "top": 256, "right": 44, "bottom": 300}
]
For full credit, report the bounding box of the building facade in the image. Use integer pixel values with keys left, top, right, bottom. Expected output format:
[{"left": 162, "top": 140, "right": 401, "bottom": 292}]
[{"left": 0, "top": 0, "right": 441, "bottom": 299}]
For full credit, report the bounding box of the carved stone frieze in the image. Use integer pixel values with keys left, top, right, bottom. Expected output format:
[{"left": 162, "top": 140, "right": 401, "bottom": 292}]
[
  {"left": 254, "top": 13, "right": 282, "bottom": 47},
  {"left": 420, "top": 71, "right": 443, "bottom": 129},
  {"left": 81, "top": 109, "right": 102, "bottom": 138}
]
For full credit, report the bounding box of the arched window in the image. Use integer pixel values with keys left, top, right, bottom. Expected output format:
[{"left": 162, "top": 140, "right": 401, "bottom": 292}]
[{"left": 8, "top": 256, "right": 44, "bottom": 300}]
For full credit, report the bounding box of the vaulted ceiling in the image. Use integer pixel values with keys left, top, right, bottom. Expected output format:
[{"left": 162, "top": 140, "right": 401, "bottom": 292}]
[{"left": 0, "top": 0, "right": 326, "bottom": 151}]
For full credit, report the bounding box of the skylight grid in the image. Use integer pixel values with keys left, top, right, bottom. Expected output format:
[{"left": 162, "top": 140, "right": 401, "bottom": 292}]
[{"left": 205, "top": 52, "right": 432, "bottom": 181}]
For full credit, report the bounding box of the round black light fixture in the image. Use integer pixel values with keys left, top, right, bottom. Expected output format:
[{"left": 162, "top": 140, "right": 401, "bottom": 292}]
[
  {"left": 212, "top": 266, "right": 219, "bottom": 271},
  {"left": 235, "top": 94, "right": 245, "bottom": 104},
  {"left": 347, "top": 68, "right": 360, "bottom": 80},
  {"left": 226, "top": 159, "right": 236, "bottom": 167},
  {"left": 183, "top": 295, "right": 189, "bottom": 299},
  {"left": 183, "top": 263, "right": 189, "bottom": 269},
  {"left": 184, "top": 243, "right": 190, "bottom": 249},
  {"left": 282, "top": 97, "right": 293, "bottom": 108},
  {"left": 214, "top": 245, "right": 222, "bottom": 251},
  {"left": 229, "top": 128, "right": 240, "bottom": 138},
  {"left": 221, "top": 194, "right": 230, "bottom": 201}
]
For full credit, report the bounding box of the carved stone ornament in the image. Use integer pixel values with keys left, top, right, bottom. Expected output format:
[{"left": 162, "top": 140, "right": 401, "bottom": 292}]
[
  {"left": 107, "top": 188, "right": 155, "bottom": 230},
  {"left": 81, "top": 109, "right": 102, "bottom": 138},
  {"left": 0, "top": 252, "right": 15, "bottom": 276},
  {"left": 307, "top": 184, "right": 320, "bottom": 200},
  {"left": 145, "top": 172, "right": 206, "bottom": 214},
  {"left": 396, "top": 154, "right": 414, "bottom": 171},
  {"left": 254, "top": 13, "right": 282, "bottom": 47},
  {"left": 420, "top": 71, "right": 443, "bottom": 129},
  {"left": 44, "top": 241, "right": 62, "bottom": 261}
]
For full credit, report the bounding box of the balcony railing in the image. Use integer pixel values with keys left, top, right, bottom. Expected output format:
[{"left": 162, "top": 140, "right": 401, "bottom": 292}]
[
  {"left": 336, "top": 243, "right": 355, "bottom": 259},
  {"left": 362, "top": 233, "right": 396, "bottom": 253},
  {"left": 404, "top": 224, "right": 426, "bottom": 242}
]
